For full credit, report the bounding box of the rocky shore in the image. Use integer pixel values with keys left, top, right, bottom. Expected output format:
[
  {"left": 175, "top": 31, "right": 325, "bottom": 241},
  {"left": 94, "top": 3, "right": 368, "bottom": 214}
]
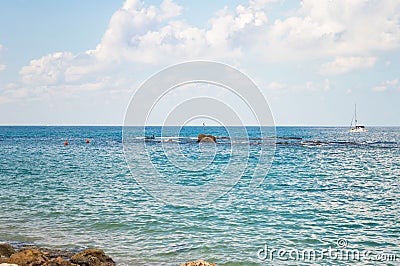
[
  {"left": 0, "top": 243, "right": 114, "bottom": 266},
  {"left": 0, "top": 243, "right": 215, "bottom": 266}
]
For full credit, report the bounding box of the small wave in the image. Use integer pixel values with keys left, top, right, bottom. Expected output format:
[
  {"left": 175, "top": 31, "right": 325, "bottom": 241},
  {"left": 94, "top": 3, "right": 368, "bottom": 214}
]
[{"left": 161, "top": 139, "right": 179, "bottom": 143}]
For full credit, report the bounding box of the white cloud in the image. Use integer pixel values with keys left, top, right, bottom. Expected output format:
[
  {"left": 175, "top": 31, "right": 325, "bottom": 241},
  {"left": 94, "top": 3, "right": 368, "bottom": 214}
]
[
  {"left": 3, "top": 0, "right": 400, "bottom": 104},
  {"left": 266, "top": 81, "right": 287, "bottom": 91},
  {"left": 95, "top": 0, "right": 183, "bottom": 62},
  {"left": 319, "top": 56, "right": 377, "bottom": 75},
  {"left": 20, "top": 52, "right": 75, "bottom": 84},
  {"left": 2, "top": 0, "right": 270, "bottom": 103},
  {"left": 260, "top": 0, "right": 400, "bottom": 62},
  {"left": 371, "top": 79, "right": 399, "bottom": 92},
  {"left": 265, "top": 79, "right": 330, "bottom": 93},
  {"left": 0, "top": 83, "right": 34, "bottom": 104},
  {"left": 4, "top": 46, "right": 131, "bottom": 103},
  {"left": 371, "top": 86, "right": 387, "bottom": 92},
  {"left": 17, "top": 0, "right": 268, "bottom": 78},
  {"left": 95, "top": 0, "right": 268, "bottom": 64}
]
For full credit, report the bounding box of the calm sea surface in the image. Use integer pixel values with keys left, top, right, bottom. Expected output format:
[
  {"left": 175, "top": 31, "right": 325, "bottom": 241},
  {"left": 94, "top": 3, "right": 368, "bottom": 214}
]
[{"left": 0, "top": 126, "right": 399, "bottom": 265}]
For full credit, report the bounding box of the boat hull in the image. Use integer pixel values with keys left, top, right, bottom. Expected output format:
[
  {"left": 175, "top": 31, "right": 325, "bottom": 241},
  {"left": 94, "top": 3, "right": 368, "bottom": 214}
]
[{"left": 349, "top": 128, "right": 368, "bottom": 133}]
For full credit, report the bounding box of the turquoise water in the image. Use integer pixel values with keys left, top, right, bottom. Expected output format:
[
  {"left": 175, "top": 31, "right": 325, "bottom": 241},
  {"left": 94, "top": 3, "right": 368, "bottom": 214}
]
[{"left": 0, "top": 126, "right": 399, "bottom": 265}]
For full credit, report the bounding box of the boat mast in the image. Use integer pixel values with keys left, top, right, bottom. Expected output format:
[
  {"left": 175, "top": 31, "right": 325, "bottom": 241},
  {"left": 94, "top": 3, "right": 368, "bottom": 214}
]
[{"left": 354, "top": 104, "right": 357, "bottom": 127}]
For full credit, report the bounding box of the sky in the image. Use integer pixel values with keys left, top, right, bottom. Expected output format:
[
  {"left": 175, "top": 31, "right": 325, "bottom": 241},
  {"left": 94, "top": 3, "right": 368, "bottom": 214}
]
[{"left": 0, "top": 0, "right": 399, "bottom": 126}]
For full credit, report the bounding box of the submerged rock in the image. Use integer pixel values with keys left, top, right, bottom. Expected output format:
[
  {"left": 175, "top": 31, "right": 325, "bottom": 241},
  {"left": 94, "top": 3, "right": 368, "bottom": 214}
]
[
  {"left": 181, "top": 260, "right": 216, "bottom": 266},
  {"left": 70, "top": 249, "right": 115, "bottom": 266},
  {"left": 0, "top": 244, "right": 15, "bottom": 258}
]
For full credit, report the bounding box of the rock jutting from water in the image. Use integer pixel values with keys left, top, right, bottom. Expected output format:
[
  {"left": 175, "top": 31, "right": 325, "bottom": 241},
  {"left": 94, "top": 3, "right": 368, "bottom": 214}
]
[{"left": 197, "top": 134, "right": 216, "bottom": 143}]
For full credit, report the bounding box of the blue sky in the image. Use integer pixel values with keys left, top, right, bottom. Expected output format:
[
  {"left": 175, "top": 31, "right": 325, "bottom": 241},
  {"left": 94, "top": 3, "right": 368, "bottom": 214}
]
[{"left": 0, "top": 0, "right": 399, "bottom": 126}]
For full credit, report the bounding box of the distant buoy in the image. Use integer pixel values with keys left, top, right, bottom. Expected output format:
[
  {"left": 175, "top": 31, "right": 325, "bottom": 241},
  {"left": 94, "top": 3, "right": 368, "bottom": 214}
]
[
  {"left": 64, "top": 141, "right": 69, "bottom": 146},
  {"left": 85, "top": 139, "right": 90, "bottom": 143}
]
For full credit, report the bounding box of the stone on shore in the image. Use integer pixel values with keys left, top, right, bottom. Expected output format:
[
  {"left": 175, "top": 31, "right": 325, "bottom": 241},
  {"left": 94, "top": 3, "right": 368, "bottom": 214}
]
[
  {"left": 70, "top": 249, "right": 115, "bottom": 266},
  {"left": 43, "top": 256, "right": 72, "bottom": 266},
  {"left": 181, "top": 260, "right": 216, "bottom": 266},
  {"left": 0, "top": 243, "right": 116, "bottom": 266},
  {"left": 0, "top": 244, "right": 15, "bottom": 258},
  {"left": 8, "top": 249, "right": 49, "bottom": 266},
  {"left": 27, "top": 247, "right": 75, "bottom": 260},
  {"left": 197, "top": 134, "right": 216, "bottom": 143}
]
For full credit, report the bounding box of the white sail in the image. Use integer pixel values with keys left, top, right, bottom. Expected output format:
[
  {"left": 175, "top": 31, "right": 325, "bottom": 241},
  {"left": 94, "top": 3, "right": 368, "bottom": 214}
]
[{"left": 349, "top": 104, "right": 368, "bottom": 132}]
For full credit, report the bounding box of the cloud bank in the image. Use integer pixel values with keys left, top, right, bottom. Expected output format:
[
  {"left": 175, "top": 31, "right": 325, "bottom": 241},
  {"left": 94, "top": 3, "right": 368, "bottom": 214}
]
[{"left": 2, "top": 0, "right": 400, "bottom": 103}]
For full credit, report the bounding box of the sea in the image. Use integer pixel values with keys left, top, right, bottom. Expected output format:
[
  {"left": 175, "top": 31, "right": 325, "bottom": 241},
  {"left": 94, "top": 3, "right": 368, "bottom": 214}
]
[{"left": 0, "top": 126, "right": 399, "bottom": 265}]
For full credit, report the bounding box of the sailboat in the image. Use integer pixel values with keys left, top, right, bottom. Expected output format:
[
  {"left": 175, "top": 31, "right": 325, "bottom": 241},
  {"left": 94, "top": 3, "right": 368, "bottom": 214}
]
[{"left": 349, "top": 104, "right": 368, "bottom": 132}]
